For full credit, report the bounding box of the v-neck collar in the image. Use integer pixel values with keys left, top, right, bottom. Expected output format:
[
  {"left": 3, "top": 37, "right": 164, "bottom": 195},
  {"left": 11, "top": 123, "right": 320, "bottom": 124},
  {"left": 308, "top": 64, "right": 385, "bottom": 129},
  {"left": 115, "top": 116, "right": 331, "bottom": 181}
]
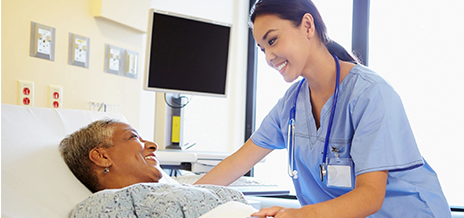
[{"left": 300, "top": 65, "right": 356, "bottom": 141}]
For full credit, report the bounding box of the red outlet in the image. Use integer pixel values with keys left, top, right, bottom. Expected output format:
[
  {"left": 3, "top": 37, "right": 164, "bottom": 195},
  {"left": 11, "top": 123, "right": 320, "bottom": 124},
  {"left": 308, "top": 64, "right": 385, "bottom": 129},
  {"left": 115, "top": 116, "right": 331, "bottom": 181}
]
[
  {"left": 23, "top": 97, "right": 31, "bottom": 105},
  {"left": 23, "top": 87, "right": 31, "bottom": 95}
]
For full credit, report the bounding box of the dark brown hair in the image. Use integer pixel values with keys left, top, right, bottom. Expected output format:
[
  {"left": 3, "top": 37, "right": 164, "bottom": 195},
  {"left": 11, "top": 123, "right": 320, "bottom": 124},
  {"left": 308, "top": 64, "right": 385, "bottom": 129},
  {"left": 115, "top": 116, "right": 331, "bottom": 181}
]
[{"left": 249, "top": 0, "right": 358, "bottom": 63}]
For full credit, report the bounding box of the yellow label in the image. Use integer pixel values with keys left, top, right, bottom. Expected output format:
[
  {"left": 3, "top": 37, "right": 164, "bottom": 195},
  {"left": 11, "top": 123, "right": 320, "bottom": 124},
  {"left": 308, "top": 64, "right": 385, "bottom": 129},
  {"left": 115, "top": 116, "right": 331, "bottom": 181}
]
[{"left": 171, "top": 116, "right": 181, "bottom": 143}]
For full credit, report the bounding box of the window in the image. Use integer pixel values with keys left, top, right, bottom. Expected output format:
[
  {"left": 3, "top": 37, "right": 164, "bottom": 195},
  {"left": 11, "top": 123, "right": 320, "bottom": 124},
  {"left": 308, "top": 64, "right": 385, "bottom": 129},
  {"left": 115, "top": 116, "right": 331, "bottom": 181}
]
[{"left": 369, "top": 0, "right": 464, "bottom": 206}]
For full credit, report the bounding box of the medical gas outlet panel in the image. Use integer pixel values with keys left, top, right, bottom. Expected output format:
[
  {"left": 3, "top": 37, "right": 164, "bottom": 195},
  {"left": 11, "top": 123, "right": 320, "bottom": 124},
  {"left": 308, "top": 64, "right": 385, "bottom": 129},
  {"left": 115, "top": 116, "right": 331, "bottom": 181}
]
[
  {"left": 30, "top": 22, "right": 55, "bottom": 61},
  {"left": 22, "top": 21, "right": 140, "bottom": 108}
]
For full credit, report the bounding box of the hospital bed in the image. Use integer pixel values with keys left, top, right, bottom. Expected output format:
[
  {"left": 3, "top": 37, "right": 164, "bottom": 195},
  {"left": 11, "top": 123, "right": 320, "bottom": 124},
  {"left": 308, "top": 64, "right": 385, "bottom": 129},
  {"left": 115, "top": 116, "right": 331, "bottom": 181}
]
[
  {"left": 1, "top": 104, "right": 301, "bottom": 217},
  {"left": 4, "top": 103, "right": 461, "bottom": 217}
]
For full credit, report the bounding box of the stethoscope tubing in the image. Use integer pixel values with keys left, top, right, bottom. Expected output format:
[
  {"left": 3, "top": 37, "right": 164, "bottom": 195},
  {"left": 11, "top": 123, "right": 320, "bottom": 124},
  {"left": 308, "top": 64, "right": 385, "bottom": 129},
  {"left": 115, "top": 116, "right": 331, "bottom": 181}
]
[{"left": 287, "top": 54, "right": 341, "bottom": 181}]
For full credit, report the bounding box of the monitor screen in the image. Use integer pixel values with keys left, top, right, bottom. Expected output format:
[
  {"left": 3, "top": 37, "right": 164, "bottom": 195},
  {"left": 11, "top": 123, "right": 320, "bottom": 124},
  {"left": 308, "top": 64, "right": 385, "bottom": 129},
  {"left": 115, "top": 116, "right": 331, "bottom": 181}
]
[{"left": 144, "top": 9, "right": 231, "bottom": 97}]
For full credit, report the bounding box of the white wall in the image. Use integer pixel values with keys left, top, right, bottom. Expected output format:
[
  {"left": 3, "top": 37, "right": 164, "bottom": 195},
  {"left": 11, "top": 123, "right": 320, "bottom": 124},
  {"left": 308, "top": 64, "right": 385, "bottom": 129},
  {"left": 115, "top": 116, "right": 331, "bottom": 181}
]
[
  {"left": 1, "top": 0, "right": 249, "bottom": 153},
  {"left": 1, "top": 0, "right": 152, "bottom": 138}
]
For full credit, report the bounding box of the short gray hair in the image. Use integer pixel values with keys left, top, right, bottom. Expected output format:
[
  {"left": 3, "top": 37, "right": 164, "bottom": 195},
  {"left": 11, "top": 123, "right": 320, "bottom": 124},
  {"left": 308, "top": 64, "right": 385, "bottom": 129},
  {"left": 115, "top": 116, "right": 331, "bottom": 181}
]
[{"left": 59, "top": 119, "right": 120, "bottom": 193}]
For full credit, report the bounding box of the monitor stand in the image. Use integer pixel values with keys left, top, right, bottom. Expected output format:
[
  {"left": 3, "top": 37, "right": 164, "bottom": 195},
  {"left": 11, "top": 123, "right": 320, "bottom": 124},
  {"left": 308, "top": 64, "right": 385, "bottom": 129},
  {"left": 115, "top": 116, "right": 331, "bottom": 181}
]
[{"left": 166, "top": 94, "right": 184, "bottom": 150}]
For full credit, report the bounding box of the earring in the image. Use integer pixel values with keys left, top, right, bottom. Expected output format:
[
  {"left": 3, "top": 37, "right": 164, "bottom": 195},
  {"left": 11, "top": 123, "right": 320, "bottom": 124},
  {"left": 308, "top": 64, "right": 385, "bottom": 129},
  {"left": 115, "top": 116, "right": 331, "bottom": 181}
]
[{"left": 104, "top": 163, "right": 110, "bottom": 174}]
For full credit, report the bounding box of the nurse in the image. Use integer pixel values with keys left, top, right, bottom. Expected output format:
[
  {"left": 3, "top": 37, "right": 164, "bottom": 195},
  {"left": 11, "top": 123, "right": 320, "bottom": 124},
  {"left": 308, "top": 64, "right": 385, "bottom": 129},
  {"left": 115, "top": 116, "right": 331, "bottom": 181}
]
[{"left": 195, "top": 0, "right": 451, "bottom": 217}]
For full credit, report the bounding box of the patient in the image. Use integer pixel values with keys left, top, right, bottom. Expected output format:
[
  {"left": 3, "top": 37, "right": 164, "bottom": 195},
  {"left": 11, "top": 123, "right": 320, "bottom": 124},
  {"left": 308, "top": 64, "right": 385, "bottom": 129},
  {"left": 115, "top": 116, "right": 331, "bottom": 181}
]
[{"left": 59, "top": 119, "right": 252, "bottom": 218}]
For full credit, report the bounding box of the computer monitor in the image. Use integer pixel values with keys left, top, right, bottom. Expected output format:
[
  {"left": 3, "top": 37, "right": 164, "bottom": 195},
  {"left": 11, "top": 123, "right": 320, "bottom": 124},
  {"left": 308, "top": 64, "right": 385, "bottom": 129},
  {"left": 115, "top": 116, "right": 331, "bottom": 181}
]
[
  {"left": 144, "top": 9, "right": 232, "bottom": 149},
  {"left": 144, "top": 9, "right": 232, "bottom": 97}
]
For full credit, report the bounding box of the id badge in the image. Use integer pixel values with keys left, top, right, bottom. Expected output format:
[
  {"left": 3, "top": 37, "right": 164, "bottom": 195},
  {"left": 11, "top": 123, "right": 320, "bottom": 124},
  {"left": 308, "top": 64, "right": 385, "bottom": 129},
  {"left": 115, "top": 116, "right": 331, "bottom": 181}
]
[{"left": 327, "top": 157, "right": 353, "bottom": 188}]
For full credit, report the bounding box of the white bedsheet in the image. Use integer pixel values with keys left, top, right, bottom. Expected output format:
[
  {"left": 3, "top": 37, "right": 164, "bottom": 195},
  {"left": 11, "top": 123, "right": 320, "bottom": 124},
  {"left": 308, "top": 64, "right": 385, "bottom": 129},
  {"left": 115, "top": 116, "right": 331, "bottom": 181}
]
[{"left": 199, "top": 201, "right": 258, "bottom": 218}]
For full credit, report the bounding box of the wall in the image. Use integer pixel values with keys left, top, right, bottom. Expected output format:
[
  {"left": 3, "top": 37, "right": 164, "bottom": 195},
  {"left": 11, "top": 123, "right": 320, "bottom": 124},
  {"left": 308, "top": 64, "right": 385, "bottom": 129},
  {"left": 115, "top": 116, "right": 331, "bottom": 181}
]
[
  {"left": 1, "top": 0, "right": 249, "bottom": 152},
  {"left": 1, "top": 0, "right": 151, "bottom": 137}
]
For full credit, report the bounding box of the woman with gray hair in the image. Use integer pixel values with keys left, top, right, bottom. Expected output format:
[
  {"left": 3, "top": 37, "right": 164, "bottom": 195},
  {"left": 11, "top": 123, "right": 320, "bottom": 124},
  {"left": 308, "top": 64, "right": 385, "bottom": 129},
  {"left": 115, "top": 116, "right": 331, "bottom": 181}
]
[
  {"left": 59, "top": 119, "right": 161, "bottom": 193},
  {"left": 59, "top": 119, "right": 252, "bottom": 218}
]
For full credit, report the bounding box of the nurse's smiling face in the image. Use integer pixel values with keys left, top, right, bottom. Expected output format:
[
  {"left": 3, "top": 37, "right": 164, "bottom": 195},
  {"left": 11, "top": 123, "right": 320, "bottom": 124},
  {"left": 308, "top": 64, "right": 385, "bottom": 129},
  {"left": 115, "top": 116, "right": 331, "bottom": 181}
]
[
  {"left": 253, "top": 14, "right": 315, "bottom": 83},
  {"left": 104, "top": 123, "right": 163, "bottom": 186}
]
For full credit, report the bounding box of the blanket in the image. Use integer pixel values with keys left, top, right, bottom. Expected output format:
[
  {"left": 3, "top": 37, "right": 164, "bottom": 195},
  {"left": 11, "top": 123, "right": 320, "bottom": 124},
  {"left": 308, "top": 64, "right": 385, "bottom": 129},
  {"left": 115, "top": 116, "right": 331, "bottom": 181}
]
[{"left": 70, "top": 183, "right": 248, "bottom": 218}]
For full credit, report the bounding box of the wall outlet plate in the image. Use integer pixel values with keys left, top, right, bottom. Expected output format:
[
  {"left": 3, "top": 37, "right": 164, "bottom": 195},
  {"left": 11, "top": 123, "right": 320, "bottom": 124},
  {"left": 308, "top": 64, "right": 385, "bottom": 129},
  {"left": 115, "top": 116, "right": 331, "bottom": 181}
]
[
  {"left": 124, "top": 50, "right": 138, "bottom": 79},
  {"left": 30, "top": 22, "right": 55, "bottom": 61},
  {"left": 48, "top": 85, "right": 63, "bottom": 108},
  {"left": 68, "top": 33, "right": 90, "bottom": 68},
  {"left": 17, "top": 80, "right": 34, "bottom": 107},
  {"left": 105, "top": 44, "right": 123, "bottom": 75}
]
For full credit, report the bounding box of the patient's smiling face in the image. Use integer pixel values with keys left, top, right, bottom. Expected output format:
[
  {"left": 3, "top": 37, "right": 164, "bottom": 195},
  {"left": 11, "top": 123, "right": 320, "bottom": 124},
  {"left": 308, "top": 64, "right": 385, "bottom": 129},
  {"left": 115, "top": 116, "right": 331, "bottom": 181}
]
[{"left": 105, "top": 123, "right": 163, "bottom": 186}]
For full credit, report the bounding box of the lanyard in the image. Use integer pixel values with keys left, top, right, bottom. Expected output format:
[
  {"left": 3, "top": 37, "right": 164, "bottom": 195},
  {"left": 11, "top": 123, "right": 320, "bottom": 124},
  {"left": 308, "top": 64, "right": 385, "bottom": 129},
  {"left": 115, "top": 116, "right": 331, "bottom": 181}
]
[{"left": 287, "top": 54, "right": 340, "bottom": 181}]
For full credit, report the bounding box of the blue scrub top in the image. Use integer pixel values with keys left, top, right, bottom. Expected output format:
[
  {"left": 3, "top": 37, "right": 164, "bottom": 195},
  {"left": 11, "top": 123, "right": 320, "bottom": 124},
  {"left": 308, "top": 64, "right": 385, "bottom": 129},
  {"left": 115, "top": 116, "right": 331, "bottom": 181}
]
[{"left": 251, "top": 64, "right": 451, "bottom": 217}]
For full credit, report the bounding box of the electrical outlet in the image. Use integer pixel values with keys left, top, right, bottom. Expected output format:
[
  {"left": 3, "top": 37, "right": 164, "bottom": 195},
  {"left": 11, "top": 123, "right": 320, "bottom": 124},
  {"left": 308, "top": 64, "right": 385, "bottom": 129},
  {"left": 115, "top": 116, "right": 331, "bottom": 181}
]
[
  {"left": 17, "top": 80, "right": 34, "bottom": 107},
  {"left": 48, "top": 85, "right": 63, "bottom": 108},
  {"left": 105, "top": 44, "right": 122, "bottom": 75},
  {"left": 124, "top": 50, "right": 138, "bottom": 79},
  {"left": 109, "top": 48, "right": 120, "bottom": 71},
  {"left": 68, "top": 33, "right": 90, "bottom": 68},
  {"left": 30, "top": 22, "right": 55, "bottom": 61}
]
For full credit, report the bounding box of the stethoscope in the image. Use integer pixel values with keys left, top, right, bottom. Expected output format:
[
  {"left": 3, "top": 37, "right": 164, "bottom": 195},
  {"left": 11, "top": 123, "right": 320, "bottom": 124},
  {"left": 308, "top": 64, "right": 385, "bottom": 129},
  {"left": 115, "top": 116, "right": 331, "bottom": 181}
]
[{"left": 287, "top": 54, "right": 340, "bottom": 182}]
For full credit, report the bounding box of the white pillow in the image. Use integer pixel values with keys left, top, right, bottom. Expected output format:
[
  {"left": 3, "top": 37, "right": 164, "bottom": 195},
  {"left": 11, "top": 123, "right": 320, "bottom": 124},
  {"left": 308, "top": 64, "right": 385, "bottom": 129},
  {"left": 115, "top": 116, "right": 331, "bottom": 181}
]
[{"left": 1, "top": 104, "right": 126, "bottom": 217}]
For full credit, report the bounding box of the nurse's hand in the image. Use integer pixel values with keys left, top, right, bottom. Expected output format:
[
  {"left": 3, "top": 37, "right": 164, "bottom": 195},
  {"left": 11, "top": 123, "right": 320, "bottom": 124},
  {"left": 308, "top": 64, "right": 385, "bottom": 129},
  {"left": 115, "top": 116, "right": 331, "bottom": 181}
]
[{"left": 250, "top": 206, "right": 305, "bottom": 218}]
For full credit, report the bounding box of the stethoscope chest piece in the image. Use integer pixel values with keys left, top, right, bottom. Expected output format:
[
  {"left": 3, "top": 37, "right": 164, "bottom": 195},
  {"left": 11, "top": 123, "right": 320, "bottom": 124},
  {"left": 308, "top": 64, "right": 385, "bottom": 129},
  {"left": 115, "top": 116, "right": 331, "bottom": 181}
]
[
  {"left": 319, "top": 164, "right": 326, "bottom": 182},
  {"left": 291, "top": 170, "right": 298, "bottom": 179}
]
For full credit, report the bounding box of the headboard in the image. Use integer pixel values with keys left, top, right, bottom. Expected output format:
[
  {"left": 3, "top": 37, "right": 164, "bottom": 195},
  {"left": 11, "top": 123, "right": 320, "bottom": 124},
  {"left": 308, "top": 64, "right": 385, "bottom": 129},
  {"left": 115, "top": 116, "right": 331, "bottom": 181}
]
[{"left": 1, "top": 104, "right": 130, "bottom": 217}]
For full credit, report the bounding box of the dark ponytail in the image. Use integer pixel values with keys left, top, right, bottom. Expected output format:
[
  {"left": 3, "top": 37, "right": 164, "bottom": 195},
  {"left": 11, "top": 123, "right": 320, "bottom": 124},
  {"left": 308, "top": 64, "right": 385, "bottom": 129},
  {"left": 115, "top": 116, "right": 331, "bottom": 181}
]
[
  {"left": 250, "top": 0, "right": 359, "bottom": 64},
  {"left": 326, "top": 40, "right": 359, "bottom": 64}
]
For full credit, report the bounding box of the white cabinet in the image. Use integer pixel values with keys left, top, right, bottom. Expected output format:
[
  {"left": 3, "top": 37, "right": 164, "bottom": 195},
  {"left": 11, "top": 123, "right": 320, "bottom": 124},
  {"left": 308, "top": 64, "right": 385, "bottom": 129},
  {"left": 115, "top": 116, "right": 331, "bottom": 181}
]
[{"left": 91, "top": 0, "right": 151, "bottom": 32}]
